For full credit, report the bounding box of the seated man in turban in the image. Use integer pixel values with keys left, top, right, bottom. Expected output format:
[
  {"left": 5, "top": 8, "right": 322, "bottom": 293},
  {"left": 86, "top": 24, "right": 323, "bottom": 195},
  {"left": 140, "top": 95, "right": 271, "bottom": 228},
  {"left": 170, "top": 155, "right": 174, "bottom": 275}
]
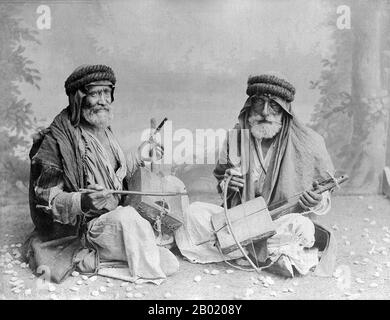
[
  {"left": 174, "top": 74, "right": 337, "bottom": 278},
  {"left": 25, "top": 64, "right": 178, "bottom": 284}
]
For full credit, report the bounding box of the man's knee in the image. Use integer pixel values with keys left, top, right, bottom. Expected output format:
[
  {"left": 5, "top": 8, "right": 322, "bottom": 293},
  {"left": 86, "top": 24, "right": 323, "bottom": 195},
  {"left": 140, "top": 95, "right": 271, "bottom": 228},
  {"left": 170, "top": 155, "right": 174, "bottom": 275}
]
[{"left": 110, "top": 206, "right": 151, "bottom": 228}]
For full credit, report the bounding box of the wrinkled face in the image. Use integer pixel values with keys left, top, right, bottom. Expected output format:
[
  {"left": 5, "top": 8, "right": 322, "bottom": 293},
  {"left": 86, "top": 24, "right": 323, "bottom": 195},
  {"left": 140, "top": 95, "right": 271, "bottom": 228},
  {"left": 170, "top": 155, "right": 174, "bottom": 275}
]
[
  {"left": 247, "top": 95, "right": 283, "bottom": 140},
  {"left": 81, "top": 85, "right": 113, "bottom": 129}
]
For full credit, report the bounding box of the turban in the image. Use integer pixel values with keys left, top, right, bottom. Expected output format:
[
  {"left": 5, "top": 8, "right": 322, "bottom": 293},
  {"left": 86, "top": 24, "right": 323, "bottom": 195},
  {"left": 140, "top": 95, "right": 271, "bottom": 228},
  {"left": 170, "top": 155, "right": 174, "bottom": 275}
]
[
  {"left": 64, "top": 64, "right": 116, "bottom": 96},
  {"left": 246, "top": 74, "right": 295, "bottom": 102},
  {"left": 246, "top": 74, "right": 295, "bottom": 116},
  {"left": 64, "top": 64, "right": 116, "bottom": 126}
]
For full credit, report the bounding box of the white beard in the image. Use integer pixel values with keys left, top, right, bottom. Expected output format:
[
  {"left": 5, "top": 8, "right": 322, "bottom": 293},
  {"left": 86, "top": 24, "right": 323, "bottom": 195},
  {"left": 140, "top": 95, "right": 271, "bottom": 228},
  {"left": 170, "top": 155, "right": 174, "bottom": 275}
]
[
  {"left": 250, "top": 122, "right": 282, "bottom": 140},
  {"left": 82, "top": 106, "right": 113, "bottom": 129}
]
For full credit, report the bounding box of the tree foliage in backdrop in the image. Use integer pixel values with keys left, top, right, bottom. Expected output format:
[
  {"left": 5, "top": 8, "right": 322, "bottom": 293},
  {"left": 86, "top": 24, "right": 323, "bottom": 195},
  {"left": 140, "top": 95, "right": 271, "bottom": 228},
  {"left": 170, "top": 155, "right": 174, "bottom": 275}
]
[
  {"left": 0, "top": 4, "right": 41, "bottom": 192},
  {"left": 310, "top": 0, "right": 390, "bottom": 193}
]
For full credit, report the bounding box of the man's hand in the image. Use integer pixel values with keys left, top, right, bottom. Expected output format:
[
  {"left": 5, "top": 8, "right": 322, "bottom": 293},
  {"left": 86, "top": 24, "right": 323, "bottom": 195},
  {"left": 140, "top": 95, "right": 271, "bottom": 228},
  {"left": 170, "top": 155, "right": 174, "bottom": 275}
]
[
  {"left": 224, "top": 168, "right": 245, "bottom": 193},
  {"left": 81, "top": 184, "right": 112, "bottom": 213},
  {"left": 137, "top": 140, "right": 164, "bottom": 162},
  {"left": 298, "top": 181, "right": 323, "bottom": 211}
]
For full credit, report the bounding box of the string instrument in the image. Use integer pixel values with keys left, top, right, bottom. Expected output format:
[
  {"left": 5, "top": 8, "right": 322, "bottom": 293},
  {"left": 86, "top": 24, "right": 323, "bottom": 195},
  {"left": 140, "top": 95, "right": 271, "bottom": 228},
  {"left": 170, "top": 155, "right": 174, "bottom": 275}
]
[
  {"left": 123, "top": 118, "right": 189, "bottom": 235},
  {"left": 209, "top": 174, "right": 348, "bottom": 271}
]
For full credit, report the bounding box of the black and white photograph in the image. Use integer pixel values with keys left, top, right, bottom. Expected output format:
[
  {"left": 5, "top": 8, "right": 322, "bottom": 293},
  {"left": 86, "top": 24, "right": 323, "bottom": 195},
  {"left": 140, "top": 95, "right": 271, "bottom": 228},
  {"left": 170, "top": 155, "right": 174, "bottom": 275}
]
[{"left": 0, "top": 0, "right": 390, "bottom": 306}]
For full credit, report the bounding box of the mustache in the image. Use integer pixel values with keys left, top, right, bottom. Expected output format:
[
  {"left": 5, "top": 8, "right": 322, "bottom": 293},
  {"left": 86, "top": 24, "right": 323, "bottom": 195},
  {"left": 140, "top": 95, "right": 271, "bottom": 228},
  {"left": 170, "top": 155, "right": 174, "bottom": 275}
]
[
  {"left": 88, "top": 106, "right": 111, "bottom": 113},
  {"left": 248, "top": 118, "right": 282, "bottom": 125}
]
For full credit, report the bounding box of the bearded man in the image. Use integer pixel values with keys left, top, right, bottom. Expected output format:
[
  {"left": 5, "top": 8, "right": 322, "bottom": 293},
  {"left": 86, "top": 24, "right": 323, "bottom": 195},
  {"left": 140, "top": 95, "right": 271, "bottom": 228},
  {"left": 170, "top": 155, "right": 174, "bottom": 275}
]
[
  {"left": 175, "top": 74, "right": 337, "bottom": 278},
  {"left": 25, "top": 64, "right": 178, "bottom": 284}
]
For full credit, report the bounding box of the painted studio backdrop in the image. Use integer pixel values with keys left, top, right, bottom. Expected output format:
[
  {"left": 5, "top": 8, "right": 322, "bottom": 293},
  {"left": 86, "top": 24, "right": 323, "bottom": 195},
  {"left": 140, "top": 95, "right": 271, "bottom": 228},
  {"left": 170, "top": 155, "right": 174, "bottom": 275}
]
[{"left": 1, "top": 0, "right": 389, "bottom": 202}]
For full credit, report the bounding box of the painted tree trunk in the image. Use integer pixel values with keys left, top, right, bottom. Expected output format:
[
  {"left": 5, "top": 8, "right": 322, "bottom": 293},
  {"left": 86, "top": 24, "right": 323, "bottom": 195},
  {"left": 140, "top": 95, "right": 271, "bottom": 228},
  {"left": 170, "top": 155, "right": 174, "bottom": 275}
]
[{"left": 345, "top": 0, "right": 389, "bottom": 193}]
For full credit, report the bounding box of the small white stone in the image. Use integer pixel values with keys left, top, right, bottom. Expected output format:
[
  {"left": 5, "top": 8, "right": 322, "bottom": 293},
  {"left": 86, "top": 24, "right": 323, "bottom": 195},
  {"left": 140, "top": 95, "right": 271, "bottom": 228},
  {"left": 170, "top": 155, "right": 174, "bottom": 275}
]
[
  {"left": 24, "top": 289, "right": 32, "bottom": 295},
  {"left": 363, "top": 258, "right": 370, "bottom": 263},
  {"left": 226, "top": 269, "right": 234, "bottom": 274},
  {"left": 76, "top": 280, "right": 84, "bottom": 285},
  {"left": 71, "top": 271, "right": 80, "bottom": 277},
  {"left": 245, "top": 288, "right": 255, "bottom": 296},
  {"left": 333, "top": 268, "right": 343, "bottom": 278},
  {"left": 12, "top": 250, "right": 21, "bottom": 259},
  {"left": 269, "top": 291, "right": 277, "bottom": 297},
  {"left": 20, "top": 263, "right": 27, "bottom": 268},
  {"left": 263, "top": 283, "right": 270, "bottom": 288},
  {"left": 120, "top": 282, "right": 128, "bottom": 287},
  {"left": 364, "top": 218, "right": 370, "bottom": 222},
  {"left": 48, "top": 284, "right": 56, "bottom": 292},
  {"left": 214, "top": 285, "right": 221, "bottom": 289},
  {"left": 343, "top": 227, "right": 349, "bottom": 231},
  {"left": 282, "top": 288, "right": 289, "bottom": 293},
  {"left": 373, "top": 272, "right": 380, "bottom": 278},
  {"left": 358, "top": 288, "right": 365, "bottom": 293},
  {"left": 345, "top": 240, "right": 351, "bottom": 246},
  {"left": 126, "top": 292, "right": 134, "bottom": 298},
  {"left": 106, "top": 278, "right": 112, "bottom": 283},
  {"left": 370, "top": 221, "right": 377, "bottom": 226},
  {"left": 164, "top": 292, "right": 172, "bottom": 299},
  {"left": 288, "top": 288, "right": 294, "bottom": 293},
  {"left": 210, "top": 269, "right": 220, "bottom": 275},
  {"left": 10, "top": 244, "right": 15, "bottom": 248},
  {"left": 70, "top": 287, "right": 79, "bottom": 292},
  {"left": 15, "top": 243, "right": 22, "bottom": 248},
  {"left": 350, "top": 251, "right": 356, "bottom": 256},
  {"left": 89, "top": 275, "right": 97, "bottom": 282},
  {"left": 194, "top": 275, "right": 202, "bottom": 282},
  {"left": 332, "top": 225, "right": 339, "bottom": 231},
  {"left": 134, "top": 292, "right": 143, "bottom": 298},
  {"left": 81, "top": 275, "right": 89, "bottom": 281},
  {"left": 4, "top": 253, "right": 13, "bottom": 260},
  {"left": 91, "top": 290, "right": 99, "bottom": 297},
  {"left": 126, "top": 286, "right": 133, "bottom": 292},
  {"left": 99, "top": 286, "right": 107, "bottom": 293},
  {"left": 368, "top": 205, "right": 373, "bottom": 210},
  {"left": 10, "top": 276, "right": 18, "bottom": 282},
  {"left": 369, "top": 283, "right": 378, "bottom": 288},
  {"left": 292, "top": 281, "right": 299, "bottom": 286},
  {"left": 203, "top": 268, "right": 210, "bottom": 274},
  {"left": 356, "top": 278, "right": 365, "bottom": 284},
  {"left": 253, "top": 279, "right": 260, "bottom": 285},
  {"left": 265, "top": 276, "right": 275, "bottom": 285}
]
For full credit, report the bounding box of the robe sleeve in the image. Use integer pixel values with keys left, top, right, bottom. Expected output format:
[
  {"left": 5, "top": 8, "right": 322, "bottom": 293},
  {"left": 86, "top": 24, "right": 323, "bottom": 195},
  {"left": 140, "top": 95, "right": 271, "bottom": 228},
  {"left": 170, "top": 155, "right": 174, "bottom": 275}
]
[{"left": 35, "top": 167, "right": 83, "bottom": 226}]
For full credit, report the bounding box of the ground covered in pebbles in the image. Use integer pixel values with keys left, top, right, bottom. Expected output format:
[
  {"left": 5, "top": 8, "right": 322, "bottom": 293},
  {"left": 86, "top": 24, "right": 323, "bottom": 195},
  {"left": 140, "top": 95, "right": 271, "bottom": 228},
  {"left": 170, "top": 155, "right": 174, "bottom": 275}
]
[{"left": 1, "top": 191, "right": 390, "bottom": 300}]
